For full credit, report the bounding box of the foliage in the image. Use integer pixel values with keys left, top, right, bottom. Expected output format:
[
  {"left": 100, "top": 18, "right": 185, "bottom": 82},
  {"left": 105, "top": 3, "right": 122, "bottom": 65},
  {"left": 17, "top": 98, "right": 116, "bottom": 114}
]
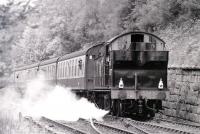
[
  {"left": 0, "top": 0, "right": 34, "bottom": 75},
  {"left": 124, "top": 0, "right": 200, "bottom": 31},
  {"left": 0, "top": 0, "right": 200, "bottom": 74}
]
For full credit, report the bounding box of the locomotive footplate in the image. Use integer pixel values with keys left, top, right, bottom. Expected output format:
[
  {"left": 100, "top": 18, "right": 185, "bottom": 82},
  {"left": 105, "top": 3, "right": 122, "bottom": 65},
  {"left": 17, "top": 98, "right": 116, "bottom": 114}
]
[{"left": 111, "top": 89, "right": 167, "bottom": 100}]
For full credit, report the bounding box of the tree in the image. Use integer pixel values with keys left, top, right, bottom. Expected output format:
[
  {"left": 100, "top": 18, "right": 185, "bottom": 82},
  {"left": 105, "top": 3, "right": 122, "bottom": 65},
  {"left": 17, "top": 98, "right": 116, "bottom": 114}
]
[{"left": 0, "top": 0, "right": 34, "bottom": 75}]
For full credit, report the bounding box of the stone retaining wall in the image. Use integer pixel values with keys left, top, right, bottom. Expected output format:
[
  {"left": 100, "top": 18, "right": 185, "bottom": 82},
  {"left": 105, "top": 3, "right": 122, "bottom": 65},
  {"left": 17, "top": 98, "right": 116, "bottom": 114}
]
[{"left": 163, "top": 68, "right": 200, "bottom": 123}]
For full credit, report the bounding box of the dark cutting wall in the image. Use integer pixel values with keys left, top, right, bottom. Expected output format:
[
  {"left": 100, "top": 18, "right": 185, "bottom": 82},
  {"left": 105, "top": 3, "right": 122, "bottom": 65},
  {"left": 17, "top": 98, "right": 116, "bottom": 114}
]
[{"left": 163, "top": 68, "right": 200, "bottom": 123}]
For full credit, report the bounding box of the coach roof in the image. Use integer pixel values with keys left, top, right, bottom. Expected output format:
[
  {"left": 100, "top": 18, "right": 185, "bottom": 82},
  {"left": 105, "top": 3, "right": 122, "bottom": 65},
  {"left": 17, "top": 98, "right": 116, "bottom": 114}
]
[{"left": 14, "top": 43, "right": 104, "bottom": 71}]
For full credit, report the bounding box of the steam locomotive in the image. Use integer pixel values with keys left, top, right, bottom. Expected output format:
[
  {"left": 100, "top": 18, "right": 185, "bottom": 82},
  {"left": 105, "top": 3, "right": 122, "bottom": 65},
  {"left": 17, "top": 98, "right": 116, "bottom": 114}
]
[{"left": 14, "top": 31, "right": 168, "bottom": 119}]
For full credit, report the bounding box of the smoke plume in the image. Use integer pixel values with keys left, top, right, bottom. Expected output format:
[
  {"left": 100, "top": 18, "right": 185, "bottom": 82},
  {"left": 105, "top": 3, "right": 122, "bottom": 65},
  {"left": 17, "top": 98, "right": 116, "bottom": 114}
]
[{"left": 0, "top": 74, "right": 108, "bottom": 121}]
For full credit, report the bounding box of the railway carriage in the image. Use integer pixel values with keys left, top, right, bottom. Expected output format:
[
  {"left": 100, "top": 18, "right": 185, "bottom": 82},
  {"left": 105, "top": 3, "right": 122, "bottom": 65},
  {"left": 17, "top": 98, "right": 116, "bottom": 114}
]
[{"left": 14, "top": 31, "right": 168, "bottom": 119}]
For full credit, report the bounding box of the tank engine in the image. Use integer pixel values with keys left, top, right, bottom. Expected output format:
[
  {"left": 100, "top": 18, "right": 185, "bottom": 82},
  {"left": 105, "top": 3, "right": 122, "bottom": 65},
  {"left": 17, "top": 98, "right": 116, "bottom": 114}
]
[{"left": 13, "top": 31, "right": 168, "bottom": 119}]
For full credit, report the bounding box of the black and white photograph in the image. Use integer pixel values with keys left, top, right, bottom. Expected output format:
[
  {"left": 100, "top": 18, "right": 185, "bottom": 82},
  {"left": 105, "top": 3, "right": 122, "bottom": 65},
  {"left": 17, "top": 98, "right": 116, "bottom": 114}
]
[{"left": 0, "top": 0, "right": 200, "bottom": 133}]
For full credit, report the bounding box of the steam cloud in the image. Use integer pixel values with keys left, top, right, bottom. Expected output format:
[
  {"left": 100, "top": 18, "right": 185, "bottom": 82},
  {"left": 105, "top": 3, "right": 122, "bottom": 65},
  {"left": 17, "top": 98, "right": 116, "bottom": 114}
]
[{"left": 0, "top": 74, "right": 108, "bottom": 121}]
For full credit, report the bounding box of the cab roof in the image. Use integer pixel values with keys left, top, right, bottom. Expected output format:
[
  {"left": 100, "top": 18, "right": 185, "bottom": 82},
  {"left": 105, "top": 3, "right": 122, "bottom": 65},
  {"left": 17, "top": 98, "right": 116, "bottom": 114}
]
[{"left": 106, "top": 31, "right": 166, "bottom": 46}]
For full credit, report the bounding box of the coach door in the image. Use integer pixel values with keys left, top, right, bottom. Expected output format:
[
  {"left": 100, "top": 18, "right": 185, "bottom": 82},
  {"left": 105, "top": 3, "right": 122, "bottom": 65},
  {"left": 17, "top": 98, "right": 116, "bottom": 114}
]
[
  {"left": 87, "top": 55, "right": 95, "bottom": 89},
  {"left": 104, "top": 45, "right": 110, "bottom": 87}
]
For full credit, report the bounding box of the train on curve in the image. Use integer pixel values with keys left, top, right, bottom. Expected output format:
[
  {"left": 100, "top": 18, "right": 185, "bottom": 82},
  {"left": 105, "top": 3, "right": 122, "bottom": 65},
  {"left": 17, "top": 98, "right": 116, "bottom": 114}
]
[{"left": 13, "top": 31, "right": 169, "bottom": 119}]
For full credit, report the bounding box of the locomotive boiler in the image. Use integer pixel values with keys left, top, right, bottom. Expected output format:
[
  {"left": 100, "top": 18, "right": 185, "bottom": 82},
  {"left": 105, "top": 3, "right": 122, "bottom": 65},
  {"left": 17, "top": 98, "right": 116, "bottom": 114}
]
[{"left": 13, "top": 31, "right": 168, "bottom": 119}]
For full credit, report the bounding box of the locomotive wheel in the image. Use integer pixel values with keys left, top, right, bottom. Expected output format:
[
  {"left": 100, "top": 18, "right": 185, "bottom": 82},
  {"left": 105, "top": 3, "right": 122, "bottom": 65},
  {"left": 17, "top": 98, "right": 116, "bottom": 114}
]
[
  {"left": 104, "top": 94, "right": 110, "bottom": 110},
  {"left": 111, "top": 100, "right": 117, "bottom": 115},
  {"left": 116, "top": 100, "right": 123, "bottom": 117}
]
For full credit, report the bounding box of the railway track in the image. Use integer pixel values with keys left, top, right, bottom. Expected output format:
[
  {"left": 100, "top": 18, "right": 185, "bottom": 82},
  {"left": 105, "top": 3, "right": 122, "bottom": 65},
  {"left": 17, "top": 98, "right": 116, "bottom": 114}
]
[
  {"left": 41, "top": 117, "right": 139, "bottom": 134},
  {"left": 126, "top": 118, "right": 196, "bottom": 134},
  {"left": 152, "top": 118, "right": 200, "bottom": 133},
  {"left": 156, "top": 117, "right": 200, "bottom": 128},
  {"left": 24, "top": 115, "right": 200, "bottom": 134},
  {"left": 23, "top": 116, "right": 58, "bottom": 134},
  {"left": 78, "top": 118, "right": 139, "bottom": 134},
  {"left": 41, "top": 117, "right": 94, "bottom": 134},
  {"left": 105, "top": 115, "right": 199, "bottom": 134}
]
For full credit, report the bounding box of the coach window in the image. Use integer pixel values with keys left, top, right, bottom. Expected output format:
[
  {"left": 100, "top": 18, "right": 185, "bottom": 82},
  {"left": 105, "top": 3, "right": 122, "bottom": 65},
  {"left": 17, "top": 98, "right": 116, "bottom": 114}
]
[
  {"left": 59, "top": 64, "right": 60, "bottom": 78},
  {"left": 60, "top": 63, "right": 62, "bottom": 78},
  {"left": 66, "top": 61, "right": 68, "bottom": 77},
  {"left": 63, "top": 61, "right": 65, "bottom": 78},
  {"left": 72, "top": 60, "right": 74, "bottom": 78},
  {"left": 74, "top": 60, "right": 75, "bottom": 77},
  {"left": 50, "top": 65, "right": 52, "bottom": 79},
  {"left": 63, "top": 62, "right": 65, "bottom": 78},
  {"left": 68, "top": 61, "right": 70, "bottom": 77},
  {"left": 46, "top": 66, "right": 49, "bottom": 79},
  {"left": 46, "top": 66, "right": 48, "bottom": 78},
  {"left": 53, "top": 65, "right": 55, "bottom": 77},
  {"left": 47, "top": 66, "right": 49, "bottom": 78},
  {"left": 67, "top": 61, "right": 68, "bottom": 77},
  {"left": 62, "top": 62, "right": 64, "bottom": 78},
  {"left": 70, "top": 61, "right": 72, "bottom": 77},
  {"left": 61, "top": 62, "right": 63, "bottom": 78},
  {"left": 59, "top": 63, "right": 61, "bottom": 78},
  {"left": 52, "top": 65, "right": 54, "bottom": 78},
  {"left": 73, "top": 60, "right": 75, "bottom": 77},
  {"left": 61, "top": 63, "right": 63, "bottom": 78},
  {"left": 48, "top": 66, "right": 50, "bottom": 78},
  {"left": 50, "top": 65, "right": 52, "bottom": 78},
  {"left": 70, "top": 60, "right": 72, "bottom": 77},
  {"left": 82, "top": 62, "right": 84, "bottom": 76},
  {"left": 45, "top": 67, "right": 47, "bottom": 78},
  {"left": 71, "top": 60, "right": 73, "bottom": 77},
  {"left": 74, "top": 59, "right": 77, "bottom": 77},
  {"left": 76, "top": 59, "right": 78, "bottom": 77},
  {"left": 77, "top": 59, "right": 79, "bottom": 77},
  {"left": 16, "top": 74, "right": 19, "bottom": 79},
  {"left": 59, "top": 62, "right": 62, "bottom": 78},
  {"left": 78, "top": 59, "right": 82, "bottom": 70},
  {"left": 67, "top": 61, "right": 69, "bottom": 77},
  {"left": 74, "top": 59, "right": 76, "bottom": 77},
  {"left": 73, "top": 59, "right": 75, "bottom": 77},
  {"left": 57, "top": 64, "right": 59, "bottom": 78},
  {"left": 71, "top": 61, "right": 72, "bottom": 77},
  {"left": 49, "top": 66, "right": 50, "bottom": 78},
  {"left": 63, "top": 62, "right": 66, "bottom": 78},
  {"left": 29, "top": 70, "right": 31, "bottom": 79},
  {"left": 76, "top": 60, "right": 78, "bottom": 77},
  {"left": 65, "top": 61, "right": 67, "bottom": 78},
  {"left": 49, "top": 65, "right": 51, "bottom": 79},
  {"left": 71, "top": 60, "right": 73, "bottom": 78},
  {"left": 51, "top": 65, "right": 53, "bottom": 79},
  {"left": 52, "top": 65, "right": 55, "bottom": 77},
  {"left": 68, "top": 61, "right": 71, "bottom": 78},
  {"left": 66, "top": 61, "right": 68, "bottom": 78},
  {"left": 75, "top": 59, "right": 76, "bottom": 77}
]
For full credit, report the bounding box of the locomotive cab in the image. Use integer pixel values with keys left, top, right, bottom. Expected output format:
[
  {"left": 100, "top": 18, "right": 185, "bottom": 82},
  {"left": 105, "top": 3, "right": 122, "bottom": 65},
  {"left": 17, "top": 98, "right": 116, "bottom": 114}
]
[{"left": 106, "top": 32, "right": 168, "bottom": 118}]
